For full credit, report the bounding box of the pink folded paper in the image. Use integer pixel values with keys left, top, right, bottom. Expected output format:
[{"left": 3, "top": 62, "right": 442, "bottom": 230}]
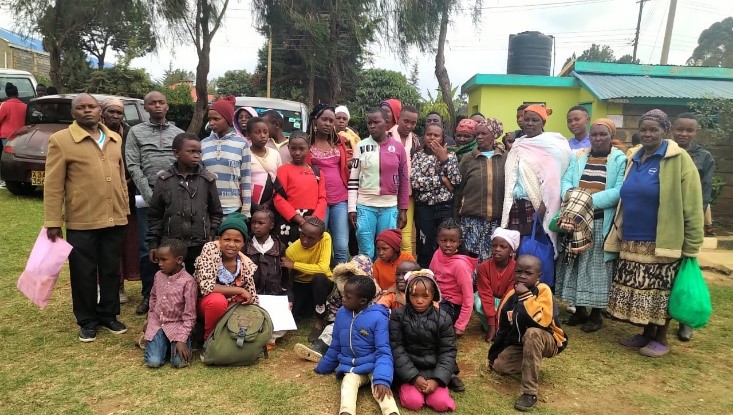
[{"left": 17, "top": 227, "right": 73, "bottom": 309}]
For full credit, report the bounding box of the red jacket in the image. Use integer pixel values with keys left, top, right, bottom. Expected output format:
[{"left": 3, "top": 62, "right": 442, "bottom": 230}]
[{"left": 0, "top": 98, "right": 27, "bottom": 138}]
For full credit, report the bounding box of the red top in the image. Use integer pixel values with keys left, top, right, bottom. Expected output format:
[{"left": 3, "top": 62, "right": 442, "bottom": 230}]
[
  {"left": 273, "top": 163, "right": 327, "bottom": 221},
  {"left": 476, "top": 257, "right": 516, "bottom": 328},
  {"left": 144, "top": 268, "right": 199, "bottom": 342},
  {"left": 0, "top": 98, "right": 27, "bottom": 138},
  {"left": 372, "top": 251, "right": 415, "bottom": 291}
]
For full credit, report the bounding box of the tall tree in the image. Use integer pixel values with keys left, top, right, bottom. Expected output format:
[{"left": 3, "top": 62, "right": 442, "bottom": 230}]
[
  {"left": 380, "top": 0, "right": 482, "bottom": 132},
  {"left": 215, "top": 69, "right": 254, "bottom": 96},
  {"left": 150, "top": 0, "right": 230, "bottom": 135},
  {"left": 161, "top": 68, "right": 195, "bottom": 86},
  {"left": 687, "top": 17, "right": 733, "bottom": 68},
  {"left": 252, "top": 0, "right": 376, "bottom": 106}
]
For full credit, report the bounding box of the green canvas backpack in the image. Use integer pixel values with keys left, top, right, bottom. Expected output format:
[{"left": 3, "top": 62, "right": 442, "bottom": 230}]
[{"left": 200, "top": 303, "right": 274, "bottom": 366}]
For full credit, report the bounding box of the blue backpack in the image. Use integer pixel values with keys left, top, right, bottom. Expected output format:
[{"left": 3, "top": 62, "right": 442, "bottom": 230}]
[{"left": 517, "top": 214, "right": 555, "bottom": 287}]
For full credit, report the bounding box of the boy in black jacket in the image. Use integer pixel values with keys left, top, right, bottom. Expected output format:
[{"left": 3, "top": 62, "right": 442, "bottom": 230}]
[
  {"left": 488, "top": 255, "right": 567, "bottom": 412},
  {"left": 147, "top": 133, "right": 223, "bottom": 274}
]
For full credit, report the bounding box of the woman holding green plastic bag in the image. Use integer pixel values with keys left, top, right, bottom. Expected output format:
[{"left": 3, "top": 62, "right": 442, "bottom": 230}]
[{"left": 604, "top": 109, "right": 704, "bottom": 358}]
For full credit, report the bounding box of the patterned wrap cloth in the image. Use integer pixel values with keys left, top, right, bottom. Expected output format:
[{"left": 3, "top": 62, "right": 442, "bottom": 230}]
[{"left": 557, "top": 188, "right": 594, "bottom": 264}]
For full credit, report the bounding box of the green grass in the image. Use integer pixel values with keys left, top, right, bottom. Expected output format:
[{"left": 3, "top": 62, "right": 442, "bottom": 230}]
[{"left": 1, "top": 189, "right": 733, "bottom": 414}]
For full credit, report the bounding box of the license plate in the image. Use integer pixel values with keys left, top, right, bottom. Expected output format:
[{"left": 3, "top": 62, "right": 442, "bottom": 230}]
[{"left": 31, "top": 170, "right": 45, "bottom": 186}]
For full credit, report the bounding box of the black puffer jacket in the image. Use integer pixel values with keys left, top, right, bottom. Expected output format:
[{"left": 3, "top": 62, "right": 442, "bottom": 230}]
[
  {"left": 389, "top": 275, "right": 457, "bottom": 387},
  {"left": 146, "top": 163, "right": 223, "bottom": 249}
]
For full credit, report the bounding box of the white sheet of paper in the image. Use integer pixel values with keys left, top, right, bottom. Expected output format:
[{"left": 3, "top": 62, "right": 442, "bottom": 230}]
[
  {"left": 258, "top": 295, "right": 297, "bottom": 331},
  {"left": 135, "top": 195, "right": 149, "bottom": 208}
]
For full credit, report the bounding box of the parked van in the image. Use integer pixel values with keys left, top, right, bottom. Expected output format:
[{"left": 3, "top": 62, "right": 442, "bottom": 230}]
[
  {"left": 234, "top": 97, "right": 308, "bottom": 136},
  {"left": 0, "top": 69, "right": 37, "bottom": 102}
]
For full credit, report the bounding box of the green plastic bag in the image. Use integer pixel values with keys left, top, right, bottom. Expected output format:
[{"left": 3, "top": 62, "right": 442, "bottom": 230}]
[{"left": 668, "top": 258, "right": 712, "bottom": 329}]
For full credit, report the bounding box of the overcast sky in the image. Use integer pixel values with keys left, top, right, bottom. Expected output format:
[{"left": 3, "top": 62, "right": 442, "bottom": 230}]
[{"left": 1, "top": 0, "right": 728, "bottom": 99}]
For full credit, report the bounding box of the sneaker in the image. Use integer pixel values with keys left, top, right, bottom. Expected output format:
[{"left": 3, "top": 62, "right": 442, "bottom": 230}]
[
  {"left": 294, "top": 340, "right": 328, "bottom": 363},
  {"left": 514, "top": 393, "right": 538, "bottom": 412},
  {"left": 135, "top": 297, "right": 149, "bottom": 315},
  {"left": 79, "top": 327, "right": 97, "bottom": 342},
  {"left": 705, "top": 227, "right": 716, "bottom": 237},
  {"left": 0, "top": 180, "right": 6, "bottom": 189},
  {"left": 448, "top": 375, "right": 466, "bottom": 392},
  {"left": 100, "top": 319, "right": 127, "bottom": 334}
]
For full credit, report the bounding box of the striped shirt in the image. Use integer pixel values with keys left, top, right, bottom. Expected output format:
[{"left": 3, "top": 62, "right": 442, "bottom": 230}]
[
  {"left": 144, "top": 268, "right": 198, "bottom": 342},
  {"left": 579, "top": 155, "right": 608, "bottom": 219},
  {"left": 201, "top": 130, "right": 252, "bottom": 217}
]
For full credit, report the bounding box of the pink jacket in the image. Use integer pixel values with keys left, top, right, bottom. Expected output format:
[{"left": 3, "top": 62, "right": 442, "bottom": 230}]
[{"left": 429, "top": 249, "right": 478, "bottom": 331}]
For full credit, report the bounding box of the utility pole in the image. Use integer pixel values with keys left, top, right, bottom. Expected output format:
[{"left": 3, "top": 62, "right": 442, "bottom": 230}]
[
  {"left": 660, "top": 0, "right": 678, "bottom": 65},
  {"left": 632, "top": 0, "right": 648, "bottom": 62},
  {"left": 267, "top": 26, "right": 272, "bottom": 98}
]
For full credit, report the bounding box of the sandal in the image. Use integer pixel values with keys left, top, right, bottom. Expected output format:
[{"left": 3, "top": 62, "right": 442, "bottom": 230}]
[
  {"left": 619, "top": 334, "right": 650, "bottom": 348},
  {"left": 639, "top": 340, "right": 670, "bottom": 357}
]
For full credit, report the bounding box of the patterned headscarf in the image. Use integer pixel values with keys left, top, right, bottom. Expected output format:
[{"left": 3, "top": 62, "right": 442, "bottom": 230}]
[
  {"left": 102, "top": 97, "right": 124, "bottom": 111},
  {"left": 639, "top": 109, "right": 671, "bottom": 132},
  {"left": 310, "top": 102, "right": 335, "bottom": 121},
  {"left": 478, "top": 117, "right": 504, "bottom": 140},
  {"left": 591, "top": 118, "right": 616, "bottom": 137},
  {"left": 456, "top": 118, "right": 478, "bottom": 135},
  {"left": 350, "top": 254, "right": 373, "bottom": 279}
]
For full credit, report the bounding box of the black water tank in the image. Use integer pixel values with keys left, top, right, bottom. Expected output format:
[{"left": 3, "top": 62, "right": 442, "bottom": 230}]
[{"left": 507, "top": 31, "right": 553, "bottom": 76}]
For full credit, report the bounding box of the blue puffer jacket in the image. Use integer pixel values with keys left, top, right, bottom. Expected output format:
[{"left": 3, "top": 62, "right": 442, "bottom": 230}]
[{"left": 315, "top": 304, "right": 393, "bottom": 387}]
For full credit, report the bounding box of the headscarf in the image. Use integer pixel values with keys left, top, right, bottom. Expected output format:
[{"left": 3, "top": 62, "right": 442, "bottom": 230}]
[
  {"left": 491, "top": 227, "right": 521, "bottom": 252},
  {"left": 380, "top": 99, "right": 402, "bottom": 123},
  {"left": 639, "top": 109, "right": 671, "bottom": 132},
  {"left": 102, "top": 97, "right": 124, "bottom": 112},
  {"left": 523, "top": 104, "right": 552, "bottom": 122},
  {"left": 241, "top": 106, "right": 258, "bottom": 118},
  {"left": 334, "top": 105, "right": 350, "bottom": 120},
  {"left": 591, "top": 118, "right": 616, "bottom": 137},
  {"left": 478, "top": 117, "right": 504, "bottom": 140},
  {"left": 456, "top": 118, "right": 478, "bottom": 135}
]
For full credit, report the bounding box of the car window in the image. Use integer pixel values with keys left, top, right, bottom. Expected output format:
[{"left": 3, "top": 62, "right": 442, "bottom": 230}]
[
  {"left": 245, "top": 107, "right": 304, "bottom": 137},
  {"left": 124, "top": 103, "right": 141, "bottom": 126},
  {"left": 0, "top": 77, "right": 35, "bottom": 100},
  {"left": 28, "top": 100, "right": 73, "bottom": 124}
]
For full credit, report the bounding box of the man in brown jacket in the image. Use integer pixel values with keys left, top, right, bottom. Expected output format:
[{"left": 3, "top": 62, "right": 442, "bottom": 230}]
[{"left": 44, "top": 93, "right": 130, "bottom": 342}]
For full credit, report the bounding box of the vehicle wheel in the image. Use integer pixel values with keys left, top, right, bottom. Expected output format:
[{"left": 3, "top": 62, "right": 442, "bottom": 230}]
[{"left": 5, "top": 181, "right": 35, "bottom": 196}]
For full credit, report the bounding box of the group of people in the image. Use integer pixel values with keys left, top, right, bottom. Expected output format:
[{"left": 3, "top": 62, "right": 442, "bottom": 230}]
[{"left": 41, "top": 90, "right": 712, "bottom": 413}]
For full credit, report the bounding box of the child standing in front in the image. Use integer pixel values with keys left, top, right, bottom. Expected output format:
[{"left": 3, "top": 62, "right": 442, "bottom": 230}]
[
  {"left": 315, "top": 274, "right": 400, "bottom": 415},
  {"left": 274, "top": 132, "right": 327, "bottom": 246},
  {"left": 147, "top": 133, "right": 223, "bottom": 274},
  {"left": 372, "top": 228, "right": 416, "bottom": 292},
  {"left": 390, "top": 272, "right": 458, "bottom": 412},
  {"left": 143, "top": 239, "right": 198, "bottom": 368},
  {"left": 489, "top": 255, "right": 567, "bottom": 412},
  {"left": 475, "top": 227, "right": 520, "bottom": 342}
]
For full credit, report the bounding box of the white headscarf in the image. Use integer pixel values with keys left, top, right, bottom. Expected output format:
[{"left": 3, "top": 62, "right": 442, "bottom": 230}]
[
  {"left": 334, "top": 105, "right": 350, "bottom": 120},
  {"left": 491, "top": 227, "right": 521, "bottom": 252}
]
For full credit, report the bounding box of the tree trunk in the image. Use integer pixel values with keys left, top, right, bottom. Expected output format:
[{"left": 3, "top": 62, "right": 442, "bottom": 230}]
[
  {"left": 49, "top": 43, "right": 63, "bottom": 91},
  {"left": 435, "top": 7, "right": 455, "bottom": 133},
  {"left": 189, "top": 43, "right": 210, "bottom": 135},
  {"left": 307, "top": 64, "right": 315, "bottom": 108},
  {"left": 329, "top": 0, "right": 341, "bottom": 102}
]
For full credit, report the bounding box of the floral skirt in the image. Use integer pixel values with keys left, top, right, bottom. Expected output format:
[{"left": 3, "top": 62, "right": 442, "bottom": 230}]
[
  {"left": 555, "top": 219, "right": 613, "bottom": 308},
  {"left": 277, "top": 208, "right": 315, "bottom": 247},
  {"left": 606, "top": 241, "right": 681, "bottom": 326},
  {"left": 460, "top": 216, "right": 500, "bottom": 263}
]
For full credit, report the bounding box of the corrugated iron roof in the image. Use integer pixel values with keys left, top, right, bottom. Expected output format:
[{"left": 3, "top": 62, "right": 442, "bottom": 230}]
[{"left": 575, "top": 73, "right": 733, "bottom": 100}]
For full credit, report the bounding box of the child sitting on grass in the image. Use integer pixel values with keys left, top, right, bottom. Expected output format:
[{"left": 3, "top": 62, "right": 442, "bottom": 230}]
[
  {"left": 489, "top": 255, "right": 568, "bottom": 412},
  {"left": 143, "top": 239, "right": 198, "bottom": 368},
  {"left": 294, "top": 255, "right": 374, "bottom": 363},
  {"left": 378, "top": 260, "right": 421, "bottom": 312},
  {"left": 475, "top": 227, "right": 520, "bottom": 342},
  {"left": 315, "top": 274, "right": 400, "bottom": 415},
  {"left": 372, "top": 229, "right": 416, "bottom": 292},
  {"left": 390, "top": 271, "right": 458, "bottom": 412}
]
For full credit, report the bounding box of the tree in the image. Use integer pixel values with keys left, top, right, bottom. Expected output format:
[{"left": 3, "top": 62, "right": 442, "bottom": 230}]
[
  {"left": 252, "top": 0, "right": 377, "bottom": 106},
  {"left": 150, "top": 0, "right": 230, "bottom": 135},
  {"left": 616, "top": 54, "right": 640, "bottom": 64},
  {"left": 687, "top": 17, "right": 733, "bottom": 68},
  {"left": 161, "top": 67, "right": 195, "bottom": 86},
  {"left": 578, "top": 44, "right": 616, "bottom": 62},
  {"left": 380, "top": 0, "right": 482, "bottom": 133},
  {"left": 214, "top": 69, "right": 254, "bottom": 96},
  {"left": 77, "top": 0, "right": 156, "bottom": 69},
  {"left": 352, "top": 68, "right": 422, "bottom": 117},
  {"left": 82, "top": 67, "right": 156, "bottom": 98}
]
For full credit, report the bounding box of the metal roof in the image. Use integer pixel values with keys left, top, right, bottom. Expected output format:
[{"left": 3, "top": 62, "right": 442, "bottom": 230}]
[{"left": 575, "top": 73, "right": 733, "bottom": 101}]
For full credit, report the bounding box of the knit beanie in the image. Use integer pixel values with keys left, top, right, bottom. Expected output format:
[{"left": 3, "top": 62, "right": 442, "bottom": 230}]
[
  {"left": 376, "top": 228, "right": 402, "bottom": 252},
  {"left": 210, "top": 96, "right": 236, "bottom": 126},
  {"left": 217, "top": 212, "right": 248, "bottom": 238}
]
